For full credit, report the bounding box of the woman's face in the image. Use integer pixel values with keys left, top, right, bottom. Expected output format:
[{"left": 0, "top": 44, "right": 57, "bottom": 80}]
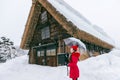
[
  {"left": 70, "top": 48, "right": 74, "bottom": 53},
  {"left": 70, "top": 47, "right": 80, "bottom": 53}
]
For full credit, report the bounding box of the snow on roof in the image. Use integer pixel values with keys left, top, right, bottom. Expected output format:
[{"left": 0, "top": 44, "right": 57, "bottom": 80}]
[{"left": 48, "top": 0, "right": 115, "bottom": 46}]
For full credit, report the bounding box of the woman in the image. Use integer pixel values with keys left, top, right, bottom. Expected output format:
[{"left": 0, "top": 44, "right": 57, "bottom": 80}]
[{"left": 68, "top": 45, "right": 80, "bottom": 80}]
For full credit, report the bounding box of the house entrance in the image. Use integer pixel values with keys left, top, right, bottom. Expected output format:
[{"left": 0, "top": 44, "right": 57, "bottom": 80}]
[{"left": 35, "top": 43, "right": 57, "bottom": 66}]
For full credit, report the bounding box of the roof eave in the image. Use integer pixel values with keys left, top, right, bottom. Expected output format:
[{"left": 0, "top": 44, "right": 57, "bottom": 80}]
[{"left": 20, "top": 3, "right": 36, "bottom": 49}]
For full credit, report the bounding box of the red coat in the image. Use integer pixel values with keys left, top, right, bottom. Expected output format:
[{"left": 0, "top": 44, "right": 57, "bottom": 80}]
[{"left": 68, "top": 52, "right": 80, "bottom": 78}]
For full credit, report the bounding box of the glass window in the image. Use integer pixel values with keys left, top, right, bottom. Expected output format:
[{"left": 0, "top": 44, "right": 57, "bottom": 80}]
[
  {"left": 46, "top": 49, "right": 56, "bottom": 56},
  {"left": 37, "top": 51, "right": 41, "bottom": 57},
  {"left": 41, "top": 11, "right": 47, "bottom": 23},
  {"left": 51, "top": 49, "right": 56, "bottom": 56},
  {"left": 47, "top": 50, "right": 51, "bottom": 56},
  {"left": 40, "top": 50, "right": 44, "bottom": 56},
  {"left": 41, "top": 27, "right": 50, "bottom": 39}
]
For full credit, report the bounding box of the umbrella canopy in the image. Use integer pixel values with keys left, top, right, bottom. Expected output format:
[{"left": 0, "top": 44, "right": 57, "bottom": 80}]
[{"left": 64, "top": 37, "right": 86, "bottom": 51}]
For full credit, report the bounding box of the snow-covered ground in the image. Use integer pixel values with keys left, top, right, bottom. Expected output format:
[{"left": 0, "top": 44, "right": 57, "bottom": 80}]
[{"left": 0, "top": 49, "right": 120, "bottom": 80}]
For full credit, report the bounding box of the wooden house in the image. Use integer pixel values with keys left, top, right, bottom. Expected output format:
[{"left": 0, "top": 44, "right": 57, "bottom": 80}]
[{"left": 20, "top": 0, "right": 114, "bottom": 66}]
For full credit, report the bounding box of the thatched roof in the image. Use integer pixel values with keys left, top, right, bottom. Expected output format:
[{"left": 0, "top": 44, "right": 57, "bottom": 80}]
[{"left": 20, "top": 0, "right": 115, "bottom": 49}]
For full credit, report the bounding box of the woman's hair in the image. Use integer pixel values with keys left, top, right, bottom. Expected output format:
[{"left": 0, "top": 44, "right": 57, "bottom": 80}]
[{"left": 71, "top": 45, "right": 78, "bottom": 51}]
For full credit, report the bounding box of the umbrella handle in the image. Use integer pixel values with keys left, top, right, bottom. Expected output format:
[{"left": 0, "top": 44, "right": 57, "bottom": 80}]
[{"left": 67, "top": 65, "right": 69, "bottom": 76}]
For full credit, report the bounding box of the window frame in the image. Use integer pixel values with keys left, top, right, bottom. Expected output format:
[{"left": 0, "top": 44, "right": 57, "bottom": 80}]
[{"left": 41, "top": 26, "right": 50, "bottom": 39}]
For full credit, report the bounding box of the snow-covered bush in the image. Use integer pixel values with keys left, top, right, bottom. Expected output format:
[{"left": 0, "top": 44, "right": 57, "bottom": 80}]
[{"left": 0, "top": 36, "right": 17, "bottom": 63}]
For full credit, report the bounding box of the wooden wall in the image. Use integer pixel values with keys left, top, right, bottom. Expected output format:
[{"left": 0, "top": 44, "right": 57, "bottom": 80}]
[{"left": 28, "top": 2, "right": 112, "bottom": 66}]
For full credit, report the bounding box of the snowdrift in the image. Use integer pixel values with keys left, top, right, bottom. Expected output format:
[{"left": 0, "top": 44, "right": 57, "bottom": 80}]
[{"left": 0, "top": 49, "right": 120, "bottom": 80}]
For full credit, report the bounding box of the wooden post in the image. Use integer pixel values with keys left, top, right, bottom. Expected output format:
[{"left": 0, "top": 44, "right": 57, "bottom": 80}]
[{"left": 29, "top": 47, "right": 36, "bottom": 64}]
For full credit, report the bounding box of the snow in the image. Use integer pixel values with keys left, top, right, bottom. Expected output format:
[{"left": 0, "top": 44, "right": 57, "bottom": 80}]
[
  {"left": 0, "top": 49, "right": 120, "bottom": 80},
  {"left": 0, "top": 55, "right": 69, "bottom": 80},
  {"left": 0, "top": 0, "right": 120, "bottom": 80},
  {"left": 48, "top": 0, "right": 115, "bottom": 46}
]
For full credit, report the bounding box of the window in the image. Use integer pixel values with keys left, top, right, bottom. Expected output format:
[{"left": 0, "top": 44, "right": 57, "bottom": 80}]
[
  {"left": 46, "top": 49, "right": 56, "bottom": 56},
  {"left": 40, "top": 50, "right": 44, "bottom": 56},
  {"left": 37, "top": 51, "right": 41, "bottom": 57},
  {"left": 37, "top": 50, "right": 44, "bottom": 57},
  {"left": 41, "top": 11, "right": 47, "bottom": 23},
  {"left": 47, "top": 50, "right": 51, "bottom": 56},
  {"left": 41, "top": 26, "right": 50, "bottom": 39}
]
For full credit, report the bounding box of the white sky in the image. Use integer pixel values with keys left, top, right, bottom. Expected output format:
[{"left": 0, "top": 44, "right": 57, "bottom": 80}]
[
  {"left": 0, "top": 0, "right": 32, "bottom": 46},
  {"left": 0, "top": 0, "right": 120, "bottom": 47}
]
